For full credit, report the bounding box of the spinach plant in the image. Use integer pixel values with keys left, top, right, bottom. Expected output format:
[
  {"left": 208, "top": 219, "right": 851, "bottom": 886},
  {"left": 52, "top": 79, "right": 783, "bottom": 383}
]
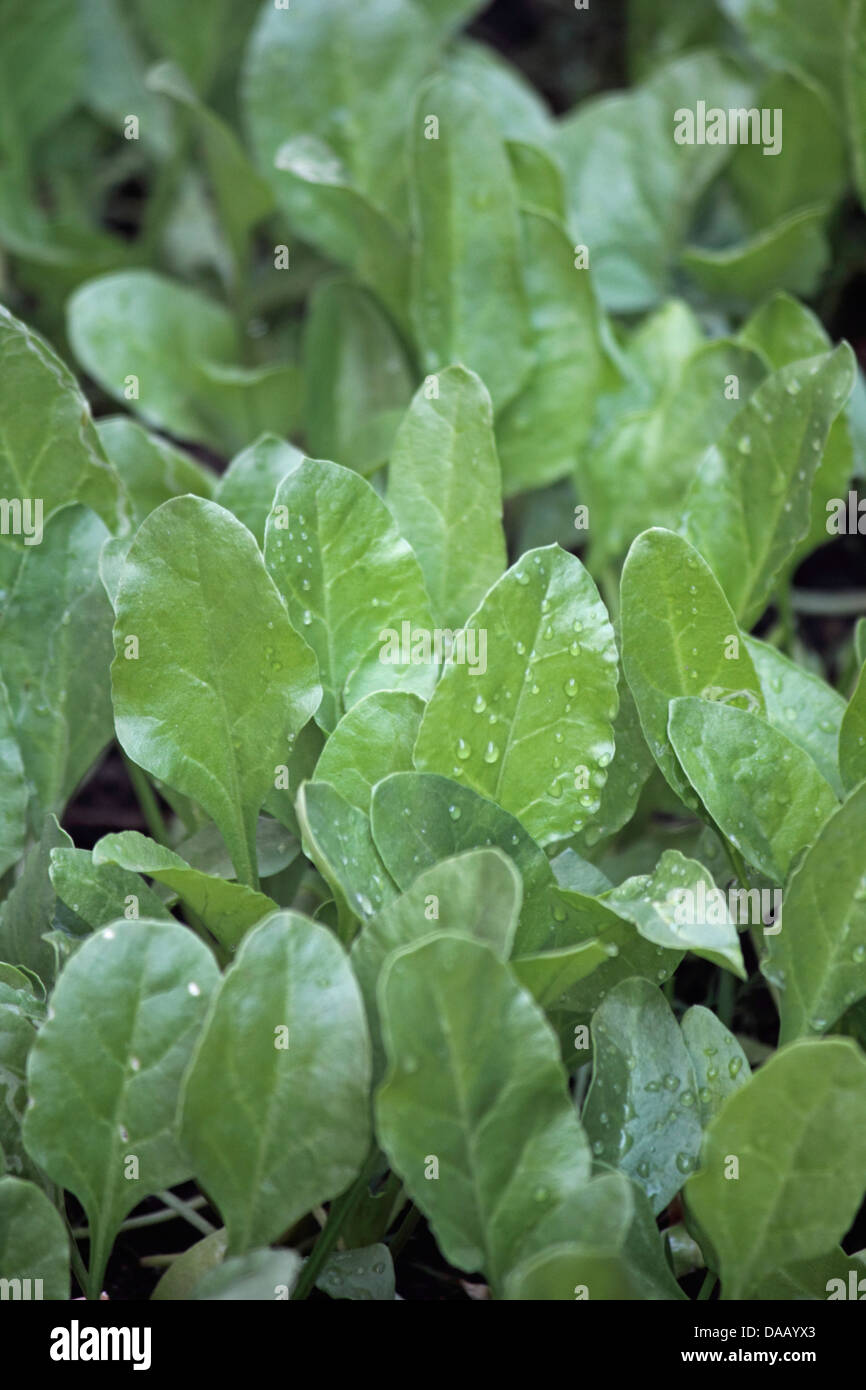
[{"left": 1, "top": 0, "right": 866, "bottom": 1304}]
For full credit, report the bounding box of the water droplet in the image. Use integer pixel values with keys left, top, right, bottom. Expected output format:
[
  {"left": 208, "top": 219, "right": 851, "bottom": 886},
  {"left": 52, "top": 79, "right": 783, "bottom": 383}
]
[
  {"left": 483, "top": 741, "right": 500, "bottom": 764},
  {"left": 302, "top": 609, "right": 312, "bottom": 626},
  {"left": 645, "top": 1079, "right": 661, "bottom": 1093},
  {"left": 680, "top": 1090, "right": 696, "bottom": 1107},
  {"left": 456, "top": 738, "right": 471, "bottom": 760},
  {"left": 515, "top": 571, "right": 530, "bottom": 586},
  {"left": 728, "top": 1056, "right": 743, "bottom": 1079},
  {"left": 448, "top": 804, "right": 461, "bottom": 821},
  {"left": 472, "top": 693, "right": 486, "bottom": 713},
  {"left": 636, "top": 1160, "right": 651, "bottom": 1179},
  {"left": 548, "top": 779, "right": 563, "bottom": 799},
  {"left": 675, "top": 1151, "right": 695, "bottom": 1175},
  {"left": 187, "top": 982, "right": 201, "bottom": 997},
  {"left": 737, "top": 436, "right": 751, "bottom": 455},
  {"left": 591, "top": 1140, "right": 604, "bottom": 1157},
  {"left": 564, "top": 677, "right": 578, "bottom": 698},
  {"left": 663, "top": 1074, "right": 680, "bottom": 1092},
  {"left": 515, "top": 640, "right": 525, "bottom": 656}
]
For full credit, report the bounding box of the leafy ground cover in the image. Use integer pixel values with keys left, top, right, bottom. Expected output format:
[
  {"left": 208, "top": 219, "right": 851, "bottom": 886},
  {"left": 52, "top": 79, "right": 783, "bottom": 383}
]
[{"left": 1, "top": 0, "right": 866, "bottom": 1303}]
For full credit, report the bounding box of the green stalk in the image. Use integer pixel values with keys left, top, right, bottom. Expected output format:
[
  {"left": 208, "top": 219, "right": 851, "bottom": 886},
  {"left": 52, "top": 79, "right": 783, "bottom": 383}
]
[
  {"left": 122, "top": 753, "right": 170, "bottom": 847},
  {"left": 697, "top": 1268, "right": 717, "bottom": 1300},
  {"left": 291, "top": 1151, "right": 380, "bottom": 1301}
]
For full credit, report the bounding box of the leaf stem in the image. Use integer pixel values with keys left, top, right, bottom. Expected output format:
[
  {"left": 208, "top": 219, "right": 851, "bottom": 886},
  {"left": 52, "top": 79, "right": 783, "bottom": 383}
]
[
  {"left": 156, "top": 1189, "right": 216, "bottom": 1237},
  {"left": 64, "top": 1210, "right": 91, "bottom": 1298},
  {"left": 387, "top": 1202, "right": 421, "bottom": 1262},
  {"left": 73, "top": 1193, "right": 211, "bottom": 1238},
  {"left": 122, "top": 753, "right": 171, "bottom": 846},
  {"left": 291, "top": 1150, "right": 380, "bottom": 1301}
]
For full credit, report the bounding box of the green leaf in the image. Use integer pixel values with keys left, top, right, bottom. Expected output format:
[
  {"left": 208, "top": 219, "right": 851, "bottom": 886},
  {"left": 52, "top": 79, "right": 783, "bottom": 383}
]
[
  {"left": 375, "top": 933, "right": 592, "bottom": 1285},
  {"left": 92, "top": 832, "right": 276, "bottom": 952},
  {"left": 605, "top": 851, "right": 746, "bottom": 979},
  {"left": 762, "top": 783, "right": 866, "bottom": 1042},
  {"left": 23, "top": 920, "right": 219, "bottom": 1296},
  {"left": 67, "top": 271, "right": 299, "bottom": 453},
  {"left": 414, "top": 546, "right": 618, "bottom": 846},
  {"left": 0, "top": 1176, "right": 69, "bottom": 1299},
  {"left": 747, "top": 636, "right": 846, "bottom": 796},
  {"left": 553, "top": 53, "right": 751, "bottom": 312},
  {"left": 0, "top": 677, "right": 27, "bottom": 876},
  {"left": 273, "top": 139, "right": 411, "bottom": 333},
  {"left": 569, "top": 676, "right": 655, "bottom": 856},
  {"left": 748, "top": 1248, "right": 866, "bottom": 1301},
  {"left": 147, "top": 61, "right": 274, "bottom": 276},
  {"left": 0, "top": 304, "right": 121, "bottom": 530},
  {"left": 295, "top": 782, "right": 396, "bottom": 939},
  {"left": 582, "top": 342, "right": 765, "bottom": 571},
  {"left": 409, "top": 73, "right": 531, "bottom": 410},
  {"left": 445, "top": 41, "right": 552, "bottom": 144},
  {"left": 681, "top": 345, "right": 855, "bottom": 625},
  {"left": 497, "top": 211, "right": 614, "bottom": 497},
  {"left": 682, "top": 207, "right": 831, "bottom": 310},
  {"left": 684, "top": 1038, "right": 866, "bottom": 1299},
  {"left": 179, "top": 912, "right": 371, "bottom": 1254},
  {"left": 215, "top": 434, "right": 304, "bottom": 548},
  {"left": 316, "top": 1243, "right": 395, "bottom": 1301},
  {"left": 370, "top": 771, "right": 568, "bottom": 953},
  {"left": 502, "top": 1243, "right": 644, "bottom": 1300},
  {"left": 313, "top": 691, "right": 425, "bottom": 813},
  {"left": 507, "top": 141, "right": 566, "bottom": 221},
  {"left": 719, "top": 0, "right": 846, "bottom": 97},
  {"left": 264, "top": 458, "right": 434, "bottom": 732},
  {"left": 511, "top": 939, "right": 613, "bottom": 1013},
  {"left": 413, "top": 0, "right": 486, "bottom": 36},
  {"left": 192, "top": 1248, "right": 302, "bottom": 1300},
  {"left": 729, "top": 74, "right": 846, "bottom": 229},
  {"left": 680, "top": 1006, "right": 751, "bottom": 1127},
  {"left": 242, "top": 0, "right": 433, "bottom": 222},
  {"left": 0, "top": 506, "right": 114, "bottom": 833},
  {"left": 387, "top": 366, "right": 506, "bottom": 627},
  {"left": 840, "top": 665, "right": 866, "bottom": 793},
  {"left": 302, "top": 280, "right": 413, "bottom": 476},
  {"left": 80, "top": 0, "right": 174, "bottom": 157},
  {"left": 351, "top": 847, "right": 521, "bottom": 1074},
  {"left": 175, "top": 817, "right": 298, "bottom": 881},
  {"left": 668, "top": 698, "right": 838, "bottom": 881},
  {"left": 0, "top": 815, "right": 72, "bottom": 984},
  {"left": 848, "top": 0, "right": 866, "bottom": 213},
  {"left": 621, "top": 529, "right": 764, "bottom": 800},
  {"left": 112, "top": 497, "right": 321, "bottom": 889},
  {"left": 49, "top": 847, "right": 174, "bottom": 930},
  {"left": 134, "top": 0, "right": 257, "bottom": 95},
  {"left": 97, "top": 416, "right": 215, "bottom": 528},
  {"left": 0, "top": 0, "right": 83, "bottom": 149},
  {"left": 151, "top": 1229, "right": 228, "bottom": 1301},
  {"left": 0, "top": 977, "right": 44, "bottom": 1184},
  {"left": 583, "top": 979, "right": 702, "bottom": 1214}
]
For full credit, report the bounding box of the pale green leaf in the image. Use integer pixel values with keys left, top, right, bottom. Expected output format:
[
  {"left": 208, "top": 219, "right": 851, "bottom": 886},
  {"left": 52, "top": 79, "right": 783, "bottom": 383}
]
[
  {"left": 669, "top": 698, "right": 838, "bottom": 881},
  {"left": 684, "top": 1038, "right": 866, "bottom": 1299},
  {"left": 414, "top": 546, "right": 618, "bottom": 846},
  {"left": 410, "top": 73, "right": 531, "bottom": 410},
  {"left": 376, "top": 933, "right": 592, "bottom": 1285},
  {"left": 112, "top": 496, "right": 321, "bottom": 888},
  {"left": 313, "top": 691, "right": 424, "bottom": 813},
  {"left": 387, "top": 365, "right": 505, "bottom": 627},
  {"left": 179, "top": 912, "right": 371, "bottom": 1253},
  {"left": 264, "top": 457, "right": 434, "bottom": 731},
  {"left": 23, "top": 920, "right": 220, "bottom": 1295}
]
